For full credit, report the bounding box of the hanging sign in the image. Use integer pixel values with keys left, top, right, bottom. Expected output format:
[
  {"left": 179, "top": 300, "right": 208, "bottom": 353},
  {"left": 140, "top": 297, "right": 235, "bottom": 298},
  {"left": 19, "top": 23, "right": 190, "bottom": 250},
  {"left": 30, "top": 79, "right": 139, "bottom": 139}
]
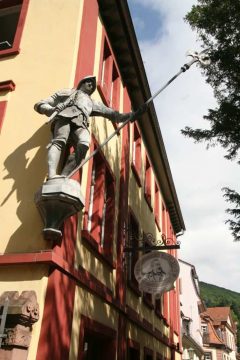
[{"left": 134, "top": 251, "right": 180, "bottom": 296}]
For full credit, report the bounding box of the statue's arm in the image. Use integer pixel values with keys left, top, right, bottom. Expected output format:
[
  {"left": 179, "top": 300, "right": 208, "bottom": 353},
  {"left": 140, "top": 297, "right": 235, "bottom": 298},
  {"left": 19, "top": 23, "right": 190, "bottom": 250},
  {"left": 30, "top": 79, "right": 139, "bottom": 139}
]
[
  {"left": 34, "top": 89, "right": 73, "bottom": 117},
  {"left": 91, "top": 100, "right": 132, "bottom": 123},
  {"left": 34, "top": 94, "right": 58, "bottom": 117}
]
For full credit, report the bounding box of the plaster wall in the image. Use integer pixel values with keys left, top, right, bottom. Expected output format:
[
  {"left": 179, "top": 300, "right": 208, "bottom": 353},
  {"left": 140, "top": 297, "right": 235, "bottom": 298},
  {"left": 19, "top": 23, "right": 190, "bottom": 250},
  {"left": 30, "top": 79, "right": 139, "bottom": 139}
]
[
  {"left": 179, "top": 261, "right": 203, "bottom": 345},
  {"left": 0, "top": 0, "right": 84, "bottom": 253}
]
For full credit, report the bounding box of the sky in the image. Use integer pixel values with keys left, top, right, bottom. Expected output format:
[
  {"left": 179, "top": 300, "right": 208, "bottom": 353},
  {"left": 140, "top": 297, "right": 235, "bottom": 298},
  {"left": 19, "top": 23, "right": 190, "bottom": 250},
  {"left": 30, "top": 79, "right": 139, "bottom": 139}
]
[{"left": 128, "top": 0, "right": 240, "bottom": 293}]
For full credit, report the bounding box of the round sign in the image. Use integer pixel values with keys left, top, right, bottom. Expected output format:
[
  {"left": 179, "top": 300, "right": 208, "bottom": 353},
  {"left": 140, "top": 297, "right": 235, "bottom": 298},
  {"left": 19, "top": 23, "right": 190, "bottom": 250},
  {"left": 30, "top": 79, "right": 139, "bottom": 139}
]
[{"left": 134, "top": 251, "right": 180, "bottom": 295}]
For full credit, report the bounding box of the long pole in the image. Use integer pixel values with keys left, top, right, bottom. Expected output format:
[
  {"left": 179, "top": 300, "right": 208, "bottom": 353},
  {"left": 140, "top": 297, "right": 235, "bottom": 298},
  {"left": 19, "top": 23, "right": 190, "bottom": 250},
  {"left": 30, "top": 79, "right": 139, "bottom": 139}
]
[{"left": 67, "top": 57, "right": 199, "bottom": 179}]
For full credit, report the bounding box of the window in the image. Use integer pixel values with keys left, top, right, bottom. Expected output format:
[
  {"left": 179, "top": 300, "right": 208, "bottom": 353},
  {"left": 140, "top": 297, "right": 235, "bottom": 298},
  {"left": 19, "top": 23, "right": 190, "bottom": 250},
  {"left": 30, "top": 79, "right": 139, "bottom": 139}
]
[
  {"left": 79, "top": 316, "right": 116, "bottom": 360},
  {"left": 144, "top": 155, "right": 152, "bottom": 210},
  {"left": 161, "top": 202, "right": 167, "bottom": 237},
  {"left": 154, "top": 182, "right": 160, "bottom": 230},
  {"left": 131, "top": 123, "right": 142, "bottom": 186},
  {"left": 204, "top": 353, "right": 212, "bottom": 360},
  {"left": 0, "top": 0, "right": 29, "bottom": 57},
  {"left": 127, "top": 339, "right": 140, "bottom": 360},
  {"left": 155, "top": 296, "right": 163, "bottom": 318},
  {"left": 182, "top": 318, "right": 191, "bottom": 336},
  {"left": 82, "top": 139, "right": 115, "bottom": 265},
  {"left": 201, "top": 324, "right": 208, "bottom": 333},
  {"left": 142, "top": 234, "right": 153, "bottom": 308},
  {"left": 144, "top": 347, "right": 153, "bottom": 360},
  {"left": 98, "top": 34, "right": 120, "bottom": 110},
  {"left": 127, "top": 211, "right": 141, "bottom": 295}
]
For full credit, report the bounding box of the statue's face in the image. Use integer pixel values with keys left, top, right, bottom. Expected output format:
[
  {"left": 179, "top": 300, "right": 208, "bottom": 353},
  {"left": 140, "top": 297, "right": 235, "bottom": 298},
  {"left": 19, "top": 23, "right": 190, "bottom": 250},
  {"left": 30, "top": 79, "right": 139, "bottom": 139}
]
[{"left": 80, "top": 80, "right": 94, "bottom": 95}]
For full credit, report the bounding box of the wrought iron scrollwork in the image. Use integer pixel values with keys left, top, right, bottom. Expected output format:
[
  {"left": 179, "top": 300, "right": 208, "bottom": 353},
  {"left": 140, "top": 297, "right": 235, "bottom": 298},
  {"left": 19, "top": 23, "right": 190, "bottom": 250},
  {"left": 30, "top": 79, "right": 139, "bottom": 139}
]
[{"left": 123, "top": 225, "right": 181, "bottom": 253}]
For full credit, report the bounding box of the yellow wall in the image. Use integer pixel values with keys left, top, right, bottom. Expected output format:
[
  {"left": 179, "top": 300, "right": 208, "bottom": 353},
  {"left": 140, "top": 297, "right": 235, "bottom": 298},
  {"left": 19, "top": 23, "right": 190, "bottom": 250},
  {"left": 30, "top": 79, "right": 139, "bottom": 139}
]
[{"left": 0, "top": 0, "right": 84, "bottom": 253}]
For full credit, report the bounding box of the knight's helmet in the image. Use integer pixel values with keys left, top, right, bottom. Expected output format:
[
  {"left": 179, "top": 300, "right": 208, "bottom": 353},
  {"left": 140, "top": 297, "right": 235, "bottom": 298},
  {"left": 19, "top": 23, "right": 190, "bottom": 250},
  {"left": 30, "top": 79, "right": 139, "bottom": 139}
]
[{"left": 76, "top": 75, "right": 96, "bottom": 94}]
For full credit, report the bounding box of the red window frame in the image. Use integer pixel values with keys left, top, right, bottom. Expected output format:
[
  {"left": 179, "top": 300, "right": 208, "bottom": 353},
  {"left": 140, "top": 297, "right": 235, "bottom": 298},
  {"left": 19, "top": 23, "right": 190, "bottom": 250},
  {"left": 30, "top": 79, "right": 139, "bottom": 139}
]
[
  {"left": 0, "top": 101, "right": 7, "bottom": 132},
  {"left": 162, "top": 202, "right": 166, "bottom": 236},
  {"left": 131, "top": 122, "right": 142, "bottom": 186},
  {"left": 127, "top": 339, "right": 140, "bottom": 360},
  {"left": 154, "top": 181, "right": 161, "bottom": 231},
  {"left": 98, "top": 30, "right": 121, "bottom": 111},
  {"left": 0, "top": 0, "right": 30, "bottom": 58},
  {"left": 0, "top": 80, "right": 15, "bottom": 132},
  {"left": 82, "top": 137, "right": 116, "bottom": 268},
  {"left": 78, "top": 315, "right": 117, "bottom": 360},
  {"left": 127, "top": 210, "right": 141, "bottom": 296},
  {"left": 144, "top": 154, "right": 152, "bottom": 210}
]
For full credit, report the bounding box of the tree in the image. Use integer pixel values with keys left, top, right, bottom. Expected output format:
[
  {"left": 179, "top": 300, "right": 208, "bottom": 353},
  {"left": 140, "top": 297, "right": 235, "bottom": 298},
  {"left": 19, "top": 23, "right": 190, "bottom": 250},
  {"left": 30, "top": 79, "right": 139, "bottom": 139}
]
[{"left": 183, "top": 0, "right": 240, "bottom": 240}]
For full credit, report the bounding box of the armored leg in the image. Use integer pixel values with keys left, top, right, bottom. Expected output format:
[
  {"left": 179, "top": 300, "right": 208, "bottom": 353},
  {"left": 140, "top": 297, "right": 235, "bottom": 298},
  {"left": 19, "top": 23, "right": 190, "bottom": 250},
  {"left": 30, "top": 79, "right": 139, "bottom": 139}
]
[
  {"left": 61, "top": 144, "right": 88, "bottom": 176},
  {"left": 47, "top": 141, "right": 64, "bottom": 178},
  {"left": 48, "top": 117, "right": 70, "bottom": 179}
]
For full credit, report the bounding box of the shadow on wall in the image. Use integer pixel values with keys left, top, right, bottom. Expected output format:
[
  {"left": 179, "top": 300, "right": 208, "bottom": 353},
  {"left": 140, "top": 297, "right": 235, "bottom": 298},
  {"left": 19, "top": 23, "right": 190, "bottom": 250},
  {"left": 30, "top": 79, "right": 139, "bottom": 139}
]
[{"left": 1, "top": 124, "right": 51, "bottom": 253}]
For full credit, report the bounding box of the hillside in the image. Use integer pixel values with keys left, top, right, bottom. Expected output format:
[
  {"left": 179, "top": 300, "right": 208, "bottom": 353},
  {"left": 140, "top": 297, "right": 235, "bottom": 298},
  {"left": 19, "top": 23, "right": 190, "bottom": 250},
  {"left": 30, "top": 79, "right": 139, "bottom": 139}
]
[{"left": 199, "top": 281, "right": 240, "bottom": 352}]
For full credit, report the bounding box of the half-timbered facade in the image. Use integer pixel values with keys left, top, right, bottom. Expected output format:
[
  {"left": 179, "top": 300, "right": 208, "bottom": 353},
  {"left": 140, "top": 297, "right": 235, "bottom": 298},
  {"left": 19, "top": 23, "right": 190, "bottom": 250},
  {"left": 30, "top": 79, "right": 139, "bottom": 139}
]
[{"left": 0, "top": 1, "right": 185, "bottom": 359}]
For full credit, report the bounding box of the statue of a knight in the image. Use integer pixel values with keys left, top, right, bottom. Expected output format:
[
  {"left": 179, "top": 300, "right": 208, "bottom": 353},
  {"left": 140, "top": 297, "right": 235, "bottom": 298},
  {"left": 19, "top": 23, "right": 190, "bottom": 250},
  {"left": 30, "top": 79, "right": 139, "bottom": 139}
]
[{"left": 34, "top": 76, "right": 133, "bottom": 179}]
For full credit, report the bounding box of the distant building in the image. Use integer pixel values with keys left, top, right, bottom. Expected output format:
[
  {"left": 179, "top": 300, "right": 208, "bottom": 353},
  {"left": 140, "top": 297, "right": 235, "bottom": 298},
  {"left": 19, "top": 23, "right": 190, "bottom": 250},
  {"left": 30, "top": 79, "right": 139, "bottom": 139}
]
[
  {"left": 179, "top": 259, "right": 238, "bottom": 360},
  {"left": 179, "top": 260, "right": 205, "bottom": 360},
  {"left": 201, "top": 307, "right": 238, "bottom": 360}
]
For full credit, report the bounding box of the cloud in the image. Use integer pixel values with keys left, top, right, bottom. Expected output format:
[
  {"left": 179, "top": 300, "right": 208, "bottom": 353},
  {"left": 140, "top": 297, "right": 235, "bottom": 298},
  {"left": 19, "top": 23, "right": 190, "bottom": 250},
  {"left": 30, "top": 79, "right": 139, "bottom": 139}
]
[{"left": 128, "top": 0, "right": 240, "bottom": 292}]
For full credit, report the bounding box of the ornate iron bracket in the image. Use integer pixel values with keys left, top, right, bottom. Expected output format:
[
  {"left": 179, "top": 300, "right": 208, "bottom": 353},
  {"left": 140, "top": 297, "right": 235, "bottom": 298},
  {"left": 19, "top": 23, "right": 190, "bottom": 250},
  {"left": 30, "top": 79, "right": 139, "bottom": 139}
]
[{"left": 123, "top": 230, "right": 181, "bottom": 253}]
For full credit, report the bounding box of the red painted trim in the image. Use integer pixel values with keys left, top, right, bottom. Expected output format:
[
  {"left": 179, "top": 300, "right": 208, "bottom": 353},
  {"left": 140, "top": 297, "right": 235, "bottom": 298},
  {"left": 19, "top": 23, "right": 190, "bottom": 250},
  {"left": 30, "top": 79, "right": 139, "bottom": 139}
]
[
  {"left": 74, "top": 0, "right": 98, "bottom": 85},
  {"left": 97, "top": 28, "right": 121, "bottom": 109},
  {"left": 0, "top": 101, "right": 7, "bottom": 132},
  {"left": 81, "top": 230, "right": 116, "bottom": 268},
  {"left": 82, "top": 135, "right": 116, "bottom": 263},
  {"left": 0, "top": 0, "right": 30, "bottom": 59},
  {"left": 127, "top": 208, "right": 141, "bottom": 296},
  {"left": 127, "top": 338, "right": 140, "bottom": 351},
  {"left": 154, "top": 181, "right": 161, "bottom": 231},
  {"left": 131, "top": 122, "right": 142, "bottom": 186},
  {"left": 36, "top": 269, "right": 75, "bottom": 360},
  {"left": 0, "top": 251, "right": 117, "bottom": 309},
  {"left": 117, "top": 315, "right": 127, "bottom": 360},
  {"left": 37, "top": 3, "right": 99, "bottom": 355},
  {"left": 115, "top": 87, "right": 131, "bottom": 306},
  {"left": 144, "top": 153, "right": 153, "bottom": 211},
  {"left": 0, "top": 80, "right": 16, "bottom": 92},
  {"left": 78, "top": 315, "right": 117, "bottom": 360},
  {"left": 131, "top": 162, "right": 142, "bottom": 187},
  {"left": 127, "top": 338, "right": 140, "bottom": 360},
  {"left": 78, "top": 265, "right": 114, "bottom": 300}
]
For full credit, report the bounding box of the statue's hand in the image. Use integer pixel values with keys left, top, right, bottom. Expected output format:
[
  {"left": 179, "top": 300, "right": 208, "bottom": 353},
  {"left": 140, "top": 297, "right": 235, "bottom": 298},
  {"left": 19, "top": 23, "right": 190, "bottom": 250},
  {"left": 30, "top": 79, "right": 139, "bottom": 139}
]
[
  {"left": 131, "top": 104, "right": 148, "bottom": 122},
  {"left": 55, "top": 103, "right": 66, "bottom": 113},
  {"left": 44, "top": 106, "right": 55, "bottom": 117}
]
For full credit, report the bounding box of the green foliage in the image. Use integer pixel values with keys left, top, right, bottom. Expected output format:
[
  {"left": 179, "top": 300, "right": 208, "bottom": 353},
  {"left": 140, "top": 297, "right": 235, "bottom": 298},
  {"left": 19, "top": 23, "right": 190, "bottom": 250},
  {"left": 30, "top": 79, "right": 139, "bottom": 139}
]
[
  {"left": 183, "top": 1, "right": 240, "bottom": 240},
  {"left": 199, "top": 281, "right": 240, "bottom": 351}
]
